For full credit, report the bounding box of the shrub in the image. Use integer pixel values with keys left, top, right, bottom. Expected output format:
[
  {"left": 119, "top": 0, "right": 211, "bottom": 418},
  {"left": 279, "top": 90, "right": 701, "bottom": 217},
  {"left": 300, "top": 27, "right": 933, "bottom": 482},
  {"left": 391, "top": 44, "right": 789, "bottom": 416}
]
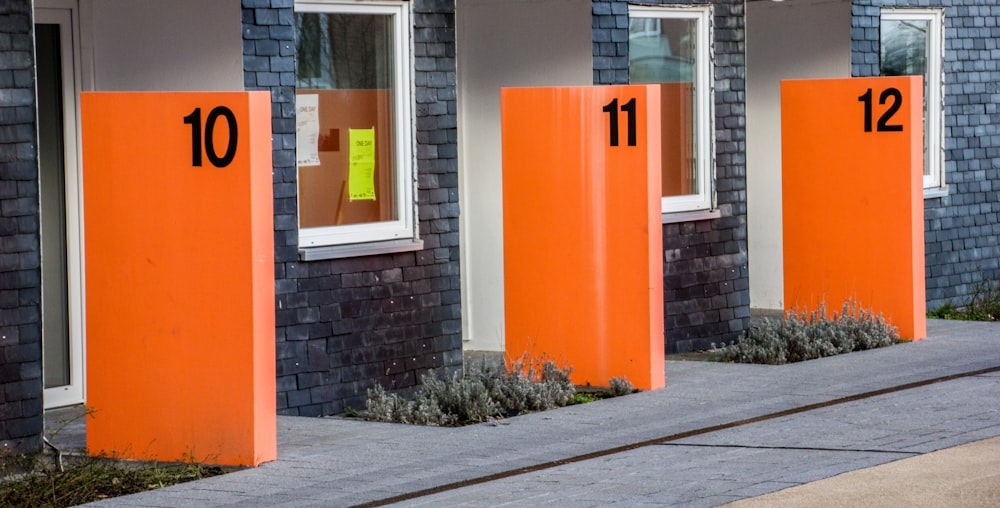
[
  {"left": 720, "top": 300, "right": 900, "bottom": 365},
  {"left": 609, "top": 376, "right": 634, "bottom": 397},
  {"left": 364, "top": 357, "right": 630, "bottom": 425}
]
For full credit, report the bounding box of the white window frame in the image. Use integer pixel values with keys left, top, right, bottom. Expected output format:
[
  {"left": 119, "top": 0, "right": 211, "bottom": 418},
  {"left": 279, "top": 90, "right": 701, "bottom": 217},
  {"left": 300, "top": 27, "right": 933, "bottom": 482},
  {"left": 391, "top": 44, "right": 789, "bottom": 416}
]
[
  {"left": 295, "top": 0, "right": 416, "bottom": 249},
  {"left": 36, "top": 2, "right": 87, "bottom": 410},
  {"left": 881, "top": 8, "right": 945, "bottom": 193},
  {"left": 628, "top": 4, "right": 715, "bottom": 214}
]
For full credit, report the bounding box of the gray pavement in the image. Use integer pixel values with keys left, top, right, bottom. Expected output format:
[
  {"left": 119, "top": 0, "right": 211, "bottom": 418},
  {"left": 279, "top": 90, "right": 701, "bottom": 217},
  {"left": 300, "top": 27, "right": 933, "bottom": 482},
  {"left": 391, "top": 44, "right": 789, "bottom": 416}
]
[
  {"left": 400, "top": 370, "right": 1000, "bottom": 507},
  {"left": 43, "top": 319, "right": 1000, "bottom": 507}
]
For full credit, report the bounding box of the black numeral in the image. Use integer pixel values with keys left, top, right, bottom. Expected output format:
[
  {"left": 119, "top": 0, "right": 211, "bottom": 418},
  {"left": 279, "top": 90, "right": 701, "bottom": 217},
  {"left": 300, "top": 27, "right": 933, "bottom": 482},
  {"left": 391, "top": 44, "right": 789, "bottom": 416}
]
[
  {"left": 858, "top": 87, "right": 903, "bottom": 133},
  {"left": 182, "top": 109, "right": 202, "bottom": 166},
  {"left": 603, "top": 97, "right": 637, "bottom": 147},
  {"left": 183, "top": 106, "right": 238, "bottom": 167}
]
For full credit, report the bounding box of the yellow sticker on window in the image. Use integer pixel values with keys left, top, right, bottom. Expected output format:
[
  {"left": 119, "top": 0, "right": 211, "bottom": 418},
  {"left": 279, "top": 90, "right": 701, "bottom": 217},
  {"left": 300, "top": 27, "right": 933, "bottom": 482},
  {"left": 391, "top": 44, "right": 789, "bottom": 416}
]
[{"left": 348, "top": 128, "right": 376, "bottom": 201}]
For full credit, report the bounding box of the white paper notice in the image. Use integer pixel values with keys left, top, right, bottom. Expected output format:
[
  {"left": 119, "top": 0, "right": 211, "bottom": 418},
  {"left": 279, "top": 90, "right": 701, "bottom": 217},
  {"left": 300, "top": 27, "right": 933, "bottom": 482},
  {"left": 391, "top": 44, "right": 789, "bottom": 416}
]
[{"left": 296, "top": 94, "right": 320, "bottom": 167}]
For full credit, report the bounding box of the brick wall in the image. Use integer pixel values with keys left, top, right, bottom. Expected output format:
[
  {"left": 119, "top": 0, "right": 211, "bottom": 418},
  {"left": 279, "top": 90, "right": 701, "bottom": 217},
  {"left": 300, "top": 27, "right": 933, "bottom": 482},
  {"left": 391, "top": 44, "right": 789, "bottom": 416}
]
[
  {"left": 593, "top": 0, "right": 750, "bottom": 353},
  {"left": 0, "top": 0, "right": 42, "bottom": 452},
  {"left": 243, "top": 0, "right": 461, "bottom": 416},
  {"left": 853, "top": 0, "right": 1000, "bottom": 311}
]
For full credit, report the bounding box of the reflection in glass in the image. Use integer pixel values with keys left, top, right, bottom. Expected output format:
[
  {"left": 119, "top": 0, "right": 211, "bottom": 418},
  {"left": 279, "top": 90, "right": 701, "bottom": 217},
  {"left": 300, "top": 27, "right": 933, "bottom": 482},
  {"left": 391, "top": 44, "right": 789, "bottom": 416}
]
[
  {"left": 629, "top": 17, "right": 698, "bottom": 198},
  {"left": 881, "top": 19, "right": 930, "bottom": 177},
  {"left": 295, "top": 13, "right": 398, "bottom": 228},
  {"left": 881, "top": 19, "right": 929, "bottom": 77}
]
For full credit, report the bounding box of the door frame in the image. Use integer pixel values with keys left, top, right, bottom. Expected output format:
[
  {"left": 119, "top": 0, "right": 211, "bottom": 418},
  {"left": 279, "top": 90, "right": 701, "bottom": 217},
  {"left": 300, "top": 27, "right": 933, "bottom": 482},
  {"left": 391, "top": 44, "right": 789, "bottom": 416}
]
[{"left": 36, "top": 2, "right": 86, "bottom": 409}]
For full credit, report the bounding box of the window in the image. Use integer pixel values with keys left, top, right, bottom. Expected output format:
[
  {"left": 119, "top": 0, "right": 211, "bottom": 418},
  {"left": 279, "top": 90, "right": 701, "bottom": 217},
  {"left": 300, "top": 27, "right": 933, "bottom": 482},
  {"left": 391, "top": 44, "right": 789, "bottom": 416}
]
[
  {"left": 295, "top": 1, "right": 415, "bottom": 250},
  {"left": 628, "top": 5, "right": 713, "bottom": 214},
  {"left": 880, "top": 9, "right": 944, "bottom": 192}
]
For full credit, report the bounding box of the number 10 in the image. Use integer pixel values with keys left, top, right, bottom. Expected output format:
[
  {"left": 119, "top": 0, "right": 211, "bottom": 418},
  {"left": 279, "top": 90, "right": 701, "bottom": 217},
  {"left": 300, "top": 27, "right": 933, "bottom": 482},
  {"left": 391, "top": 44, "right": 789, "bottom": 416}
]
[{"left": 183, "top": 106, "right": 238, "bottom": 168}]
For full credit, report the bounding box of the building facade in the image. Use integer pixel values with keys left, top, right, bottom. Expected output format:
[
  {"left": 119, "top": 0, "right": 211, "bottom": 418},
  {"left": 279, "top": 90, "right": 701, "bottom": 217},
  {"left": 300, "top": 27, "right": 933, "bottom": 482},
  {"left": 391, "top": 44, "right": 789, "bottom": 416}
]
[{"left": 1, "top": 0, "right": 998, "bottom": 452}]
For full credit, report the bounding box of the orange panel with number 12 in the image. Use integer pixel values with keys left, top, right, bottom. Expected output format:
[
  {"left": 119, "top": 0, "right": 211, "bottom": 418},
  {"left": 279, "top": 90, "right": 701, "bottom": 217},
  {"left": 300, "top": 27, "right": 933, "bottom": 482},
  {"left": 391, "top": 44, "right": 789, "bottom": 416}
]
[{"left": 782, "top": 76, "right": 925, "bottom": 341}]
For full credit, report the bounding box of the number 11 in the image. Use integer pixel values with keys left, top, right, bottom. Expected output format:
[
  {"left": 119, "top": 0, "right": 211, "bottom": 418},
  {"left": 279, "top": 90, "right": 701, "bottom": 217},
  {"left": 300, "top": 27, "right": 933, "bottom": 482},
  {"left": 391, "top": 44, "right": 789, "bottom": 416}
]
[{"left": 603, "top": 97, "right": 637, "bottom": 147}]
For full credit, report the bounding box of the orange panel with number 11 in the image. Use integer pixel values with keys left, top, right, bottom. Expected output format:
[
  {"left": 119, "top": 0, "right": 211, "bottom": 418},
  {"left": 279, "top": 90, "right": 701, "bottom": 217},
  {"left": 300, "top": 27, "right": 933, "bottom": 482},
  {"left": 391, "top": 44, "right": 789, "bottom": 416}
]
[{"left": 502, "top": 85, "right": 665, "bottom": 390}]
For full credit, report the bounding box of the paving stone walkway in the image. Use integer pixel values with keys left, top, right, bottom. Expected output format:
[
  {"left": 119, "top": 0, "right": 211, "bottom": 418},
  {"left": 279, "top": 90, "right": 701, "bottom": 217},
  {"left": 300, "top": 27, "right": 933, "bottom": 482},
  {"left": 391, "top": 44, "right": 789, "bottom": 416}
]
[
  {"left": 400, "top": 371, "right": 1000, "bottom": 507},
  {"left": 53, "top": 319, "right": 1000, "bottom": 507}
]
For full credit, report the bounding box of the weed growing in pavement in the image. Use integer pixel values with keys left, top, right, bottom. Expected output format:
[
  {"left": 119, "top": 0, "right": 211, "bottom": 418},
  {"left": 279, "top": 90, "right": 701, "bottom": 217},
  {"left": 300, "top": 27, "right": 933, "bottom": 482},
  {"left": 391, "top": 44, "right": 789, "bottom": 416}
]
[
  {"left": 719, "top": 299, "right": 900, "bottom": 365},
  {"left": 927, "top": 303, "right": 963, "bottom": 320},
  {"left": 569, "top": 392, "right": 599, "bottom": 404},
  {"left": 564, "top": 377, "right": 636, "bottom": 406},
  {"left": 928, "top": 276, "right": 1000, "bottom": 321},
  {"left": 365, "top": 356, "right": 633, "bottom": 425}
]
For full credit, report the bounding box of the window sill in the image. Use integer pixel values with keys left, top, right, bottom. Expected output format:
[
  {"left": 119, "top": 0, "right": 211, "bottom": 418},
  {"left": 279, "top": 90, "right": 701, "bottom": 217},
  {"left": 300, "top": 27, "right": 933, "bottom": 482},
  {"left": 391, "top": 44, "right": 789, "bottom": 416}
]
[
  {"left": 299, "top": 238, "right": 424, "bottom": 262},
  {"left": 662, "top": 209, "right": 721, "bottom": 224},
  {"left": 923, "top": 186, "right": 948, "bottom": 199}
]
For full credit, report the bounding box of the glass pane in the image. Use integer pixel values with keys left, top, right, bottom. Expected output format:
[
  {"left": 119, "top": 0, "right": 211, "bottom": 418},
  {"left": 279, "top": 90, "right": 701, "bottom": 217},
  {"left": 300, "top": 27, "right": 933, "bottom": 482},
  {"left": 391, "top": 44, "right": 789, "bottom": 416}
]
[
  {"left": 629, "top": 17, "right": 699, "bottom": 198},
  {"left": 295, "top": 12, "right": 398, "bottom": 228},
  {"left": 37, "top": 23, "right": 71, "bottom": 389},
  {"left": 881, "top": 18, "right": 931, "bottom": 177},
  {"left": 881, "top": 19, "right": 929, "bottom": 77}
]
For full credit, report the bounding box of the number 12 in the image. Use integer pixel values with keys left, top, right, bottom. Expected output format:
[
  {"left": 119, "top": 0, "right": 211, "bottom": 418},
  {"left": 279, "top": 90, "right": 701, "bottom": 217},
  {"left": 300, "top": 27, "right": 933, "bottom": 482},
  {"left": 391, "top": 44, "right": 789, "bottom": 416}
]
[
  {"left": 858, "top": 87, "right": 903, "bottom": 133},
  {"left": 603, "top": 97, "right": 637, "bottom": 147}
]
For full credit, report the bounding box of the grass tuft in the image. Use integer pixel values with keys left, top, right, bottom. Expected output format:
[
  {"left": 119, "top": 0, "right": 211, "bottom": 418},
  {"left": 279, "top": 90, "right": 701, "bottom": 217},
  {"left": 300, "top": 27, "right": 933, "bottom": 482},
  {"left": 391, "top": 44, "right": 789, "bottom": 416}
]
[{"left": 0, "top": 453, "right": 228, "bottom": 508}]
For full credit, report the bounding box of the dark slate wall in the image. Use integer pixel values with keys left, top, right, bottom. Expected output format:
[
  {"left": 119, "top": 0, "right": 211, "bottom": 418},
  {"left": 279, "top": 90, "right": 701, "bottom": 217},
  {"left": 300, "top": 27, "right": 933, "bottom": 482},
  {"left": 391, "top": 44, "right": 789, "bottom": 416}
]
[
  {"left": 853, "top": 0, "right": 1000, "bottom": 311},
  {"left": 0, "top": 0, "right": 41, "bottom": 452},
  {"left": 592, "top": 0, "right": 750, "bottom": 354},
  {"left": 243, "top": 0, "right": 461, "bottom": 417}
]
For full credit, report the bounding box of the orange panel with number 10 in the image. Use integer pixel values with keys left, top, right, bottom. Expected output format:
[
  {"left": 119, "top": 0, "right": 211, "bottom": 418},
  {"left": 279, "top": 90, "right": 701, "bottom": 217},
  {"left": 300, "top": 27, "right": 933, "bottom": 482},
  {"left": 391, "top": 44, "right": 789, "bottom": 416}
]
[{"left": 82, "top": 92, "right": 276, "bottom": 467}]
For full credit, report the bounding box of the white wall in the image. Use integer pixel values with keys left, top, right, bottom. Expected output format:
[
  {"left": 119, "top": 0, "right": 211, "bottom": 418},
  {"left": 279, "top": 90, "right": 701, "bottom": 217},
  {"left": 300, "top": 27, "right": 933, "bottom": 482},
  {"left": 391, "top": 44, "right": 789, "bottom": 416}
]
[
  {"left": 457, "top": 0, "right": 592, "bottom": 351},
  {"left": 86, "top": 0, "right": 243, "bottom": 91},
  {"left": 746, "top": 0, "right": 851, "bottom": 310}
]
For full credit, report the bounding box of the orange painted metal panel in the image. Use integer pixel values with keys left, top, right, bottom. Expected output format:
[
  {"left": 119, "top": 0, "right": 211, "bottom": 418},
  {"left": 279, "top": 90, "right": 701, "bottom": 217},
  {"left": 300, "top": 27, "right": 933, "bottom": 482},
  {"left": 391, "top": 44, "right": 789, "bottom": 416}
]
[
  {"left": 782, "top": 76, "right": 926, "bottom": 340},
  {"left": 82, "top": 92, "right": 276, "bottom": 466},
  {"left": 501, "top": 85, "right": 665, "bottom": 390}
]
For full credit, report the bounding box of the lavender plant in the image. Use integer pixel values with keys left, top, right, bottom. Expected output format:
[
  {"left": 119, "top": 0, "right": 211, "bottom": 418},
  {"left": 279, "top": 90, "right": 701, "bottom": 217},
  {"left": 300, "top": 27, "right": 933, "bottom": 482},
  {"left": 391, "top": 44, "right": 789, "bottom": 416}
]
[
  {"left": 721, "top": 299, "right": 900, "bottom": 365},
  {"left": 365, "top": 356, "right": 630, "bottom": 425}
]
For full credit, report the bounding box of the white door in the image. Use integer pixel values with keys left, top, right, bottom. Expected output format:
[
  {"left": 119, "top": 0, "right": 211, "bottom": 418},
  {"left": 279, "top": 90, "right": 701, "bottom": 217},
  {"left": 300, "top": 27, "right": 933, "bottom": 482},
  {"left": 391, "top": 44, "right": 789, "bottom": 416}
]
[{"left": 36, "top": 5, "right": 85, "bottom": 409}]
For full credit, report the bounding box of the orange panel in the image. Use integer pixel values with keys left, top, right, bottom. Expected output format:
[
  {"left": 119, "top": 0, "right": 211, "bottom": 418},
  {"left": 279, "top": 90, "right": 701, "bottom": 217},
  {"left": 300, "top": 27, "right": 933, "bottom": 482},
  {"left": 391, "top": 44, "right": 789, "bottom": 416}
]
[
  {"left": 82, "top": 92, "right": 276, "bottom": 466},
  {"left": 501, "top": 85, "right": 665, "bottom": 390},
  {"left": 782, "top": 76, "right": 925, "bottom": 340}
]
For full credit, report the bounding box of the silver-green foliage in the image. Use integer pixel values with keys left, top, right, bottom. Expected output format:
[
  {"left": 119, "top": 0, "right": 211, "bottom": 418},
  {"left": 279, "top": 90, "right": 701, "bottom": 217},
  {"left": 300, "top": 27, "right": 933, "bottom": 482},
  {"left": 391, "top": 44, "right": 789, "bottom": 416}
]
[
  {"left": 609, "top": 376, "right": 634, "bottom": 397},
  {"left": 364, "top": 358, "right": 576, "bottom": 426},
  {"left": 721, "top": 300, "right": 900, "bottom": 365}
]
